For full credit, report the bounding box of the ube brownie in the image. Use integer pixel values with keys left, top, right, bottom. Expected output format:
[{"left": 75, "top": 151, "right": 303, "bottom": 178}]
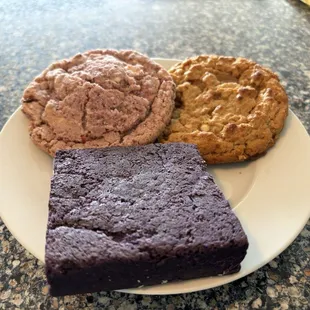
[{"left": 45, "top": 143, "right": 248, "bottom": 296}]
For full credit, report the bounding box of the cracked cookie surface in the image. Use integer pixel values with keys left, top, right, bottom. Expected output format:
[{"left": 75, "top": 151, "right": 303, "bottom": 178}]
[
  {"left": 21, "top": 50, "right": 175, "bottom": 156},
  {"left": 160, "top": 55, "right": 288, "bottom": 164}
]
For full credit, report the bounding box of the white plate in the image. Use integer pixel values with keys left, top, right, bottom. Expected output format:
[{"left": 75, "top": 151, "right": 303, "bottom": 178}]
[{"left": 0, "top": 59, "right": 310, "bottom": 295}]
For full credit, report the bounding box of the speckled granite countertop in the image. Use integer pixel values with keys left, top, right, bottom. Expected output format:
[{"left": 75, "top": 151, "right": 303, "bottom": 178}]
[{"left": 0, "top": 0, "right": 309, "bottom": 309}]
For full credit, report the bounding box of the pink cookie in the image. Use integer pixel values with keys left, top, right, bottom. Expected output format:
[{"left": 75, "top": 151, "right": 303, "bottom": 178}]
[{"left": 22, "top": 50, "right": 175, "bottom": 156}]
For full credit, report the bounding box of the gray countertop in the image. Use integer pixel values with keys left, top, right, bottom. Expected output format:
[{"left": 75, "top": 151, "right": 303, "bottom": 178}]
[{"left": 0, "top": 0, "right": 309, "bottom": 309}]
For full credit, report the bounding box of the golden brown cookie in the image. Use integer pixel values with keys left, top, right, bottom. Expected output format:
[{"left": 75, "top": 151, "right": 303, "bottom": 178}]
[
  {"left": 160, "top": 55, "right": 288, "bottom": 164},
  {"left": 21, "top": 50, "right": 175, "bottom": 156}
]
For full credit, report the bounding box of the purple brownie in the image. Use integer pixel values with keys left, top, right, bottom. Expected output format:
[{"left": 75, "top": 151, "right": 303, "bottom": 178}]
[{"left": 45, "top": 143, "right": 248, "bottom": 296}]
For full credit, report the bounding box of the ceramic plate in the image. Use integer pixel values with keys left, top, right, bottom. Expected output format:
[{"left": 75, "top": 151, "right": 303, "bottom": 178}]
[{"left": 0, "top": 59, "right": 310, "bottom": 295}]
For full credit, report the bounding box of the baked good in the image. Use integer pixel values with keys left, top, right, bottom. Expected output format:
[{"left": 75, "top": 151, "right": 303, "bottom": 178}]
[
  {"left": 21, "top": 50, "right": 175, "bottom": 156},
  {"left": 45, "top": 143, "right": 248, "bottom": 296},
  {"left": 160, "top": 55, "right": 288, "bottom": 164}
]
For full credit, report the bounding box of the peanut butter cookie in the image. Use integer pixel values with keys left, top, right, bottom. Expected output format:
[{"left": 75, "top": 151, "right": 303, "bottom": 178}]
[
  {"left": 22, "top": 50, "right": 175, "bottom": 156},
  {"left": 160, "top": 55, "right": 288, "bottom": 164}
]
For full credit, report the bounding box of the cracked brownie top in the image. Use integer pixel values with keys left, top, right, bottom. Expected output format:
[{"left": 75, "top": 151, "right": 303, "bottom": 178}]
[
  {"left": 46, "top": 143, "right": 248, "bottom": 273},
  {"left": 160, "top": 55, "right": 288, "bottom": 164},
  {"left": 21, "top": 49, "right": 175, "bottom": 156}
]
